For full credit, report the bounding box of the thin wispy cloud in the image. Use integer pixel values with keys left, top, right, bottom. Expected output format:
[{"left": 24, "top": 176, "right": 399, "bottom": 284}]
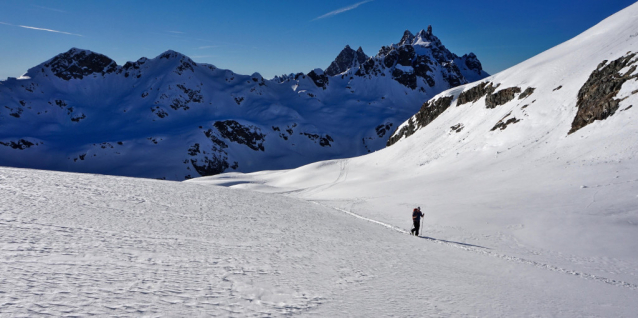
[
  {"left": 31, "top": 5, "right": 67, "bottom": 13},
  {"left": 168, "top": 31, "right": 184, "bottom": 34},
  {"left": 0, "top": 21, "right": 82, "bottom": 36},
  {"left": 312, "top": 0, "right": 373, "bottom": 21}
]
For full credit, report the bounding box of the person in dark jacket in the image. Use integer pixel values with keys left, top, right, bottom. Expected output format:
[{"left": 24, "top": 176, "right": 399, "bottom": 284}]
[{"left": 411, "top": 207, "right": 424, "bottom": 236}]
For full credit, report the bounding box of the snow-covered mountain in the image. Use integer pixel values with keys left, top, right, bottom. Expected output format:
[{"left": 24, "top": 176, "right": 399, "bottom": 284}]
[
  {"left": 0, "top": 27, "right": 487, "bottom": 180},
  {"left": 188, "top": 2, "right": 638, "bottom": 315},
  {"left": 2, "top": 3, "right": 638, "bottom": 316}
]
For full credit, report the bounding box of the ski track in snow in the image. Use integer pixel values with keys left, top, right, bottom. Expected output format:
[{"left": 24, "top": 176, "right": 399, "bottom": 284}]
[{"left": 315, "top": 202, "right": 638, "bottom": 291}]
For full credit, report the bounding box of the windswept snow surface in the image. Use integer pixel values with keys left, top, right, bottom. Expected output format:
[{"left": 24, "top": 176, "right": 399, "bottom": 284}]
[
  {"left": 1, "top": 166, "right": 636, "bottom": 317},
  {"left": 188, "top": 2, "right": 638, "bottom": 316},
  {"left": 3, "top": 4, "right": 638, "bottom": 317}
]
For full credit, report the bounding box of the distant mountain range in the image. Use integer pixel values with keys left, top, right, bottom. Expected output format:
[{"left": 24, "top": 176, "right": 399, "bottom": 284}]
[{"left": 0, "top": 26, "right": 487, "bottom": 180}]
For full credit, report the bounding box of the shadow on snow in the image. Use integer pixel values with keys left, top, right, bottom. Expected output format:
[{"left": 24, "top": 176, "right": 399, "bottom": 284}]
[{"left": 418, "top": 236, "right": 490, "bottom": 249}]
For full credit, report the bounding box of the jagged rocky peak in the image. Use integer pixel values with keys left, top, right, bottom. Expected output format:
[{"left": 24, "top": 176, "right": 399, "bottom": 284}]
[
  {"left": 42, "top": 48, "right": 118, "bottom": 80},
  {"left": 156, "top": 50, "right": 197, "bottom": 65},
  {"left": 325, "top": 45, "right": 369, "bottom": 76},
  {"left": 461, "top": 52, "right": 484, "bottom": 75},
  {"left": 399, "top": 30, "right": 415, "bottom": 46},
  {"left": 361, "top": 26, "right": 489, "bottom": 90},
  {"left": 158, "top": 49, "right": 188, "bottom": 60},
  {"left": 272, "top": 73, "right": 296, "bottom": 83},
  {"left": 399, "top": 26, "right": 438, "bottom": 47},
  {"left": 156, "top": 50, "right": 197, "bottom": 75}
]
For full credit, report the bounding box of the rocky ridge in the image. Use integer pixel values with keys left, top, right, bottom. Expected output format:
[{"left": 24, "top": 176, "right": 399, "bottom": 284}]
[{"left": 0, "top": 28, "right": 488, "bottom": 180}]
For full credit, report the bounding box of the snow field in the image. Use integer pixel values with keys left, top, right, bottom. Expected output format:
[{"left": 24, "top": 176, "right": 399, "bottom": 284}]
[{"left": 1, "top": 166, "right": 637, "bottom": 316}]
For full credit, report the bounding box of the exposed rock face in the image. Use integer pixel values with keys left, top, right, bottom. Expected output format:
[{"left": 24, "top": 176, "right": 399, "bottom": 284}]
[
  {"left": 190, "top": 156, "right": 229, "bottom": 176},
  {"left": 387, "top": 95, "right": 454, "bottom": 146},
  {"left": 213, "top": 120, "right": 265, "bottom": 151},
  {"left": 325, "top": 45, "right": 369, "bottom": 76},
  {"left": 367, "top": 26, "right": 483, "bottom": 90},
  {"left": 450, "top": 123, "right": 464, "bottom": 133},
  {"left": 301, "top": 133, "right": 334, "bottom": 147},
  {"left": 456, "top": 82, "right": 522, "bottom": 108},
  {"left": 491, "top": 112, "right": 521, "bottom": 131},
  {"left": 462, "top": 53, "right": 484, "bottom": 76},
  {"left": 398, "top": 30, "right": 416, "bottom": 46},
  {"left": 322, "top": 26, "right": 488, "bottom": 91},
  {"left": 518, "top": 87, "right": 536, "bottom": 99},
  {"left": 569, "top": 53, "right": 638, "bottom": 134},
  {"left": 375, "top": 123, "right": 393, "bottom": 138},
  {"left": 0, "top": 36, "right": 487, "bottom": 180},
  {"left": 491, "top": 117, "right": 520, "bottom": 131},
  {"left": 0, "top": 139, "right": 35, "bottom": 150},
  {"left": 457, "top": 82, "right": 499, "bottom": 106},
  {"left": 170, "top": 84, "right": 203, "bottom": 110},
  {"left": 44, "top": 48, "right": 118, "bottom": 80},
  {"left": 485, "top": 87, "right": 522, "bottom": 109},
  {"left": 307, "top": 69, "right": 329, "bottom": 89},
  {"left": 188, "top": 143, "right": 229, "bottom": 177},
  {"left": 120, "top": 57, "right": 149, "bottom": 78}
]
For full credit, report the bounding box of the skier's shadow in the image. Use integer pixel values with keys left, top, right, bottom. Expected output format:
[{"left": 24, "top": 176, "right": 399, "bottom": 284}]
[{"left": 418, "top": 236, "right": 490, "bottom": 249}]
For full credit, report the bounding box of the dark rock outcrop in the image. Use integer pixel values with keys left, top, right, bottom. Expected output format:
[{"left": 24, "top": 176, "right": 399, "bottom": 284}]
[
  {"left": 457, "top": 82, "right": 498, "bottom": 106},
  {"left": 302, "top": 133, "right": 334, "bottom": 147},
  {"left": 204, "top": 129, "right": 229, "bottom": 151},
  {"left": 44, "top": 48, "right": 118, "bottom": 80},
  {"left": 392, "top": 68, "right": 417, "bottom": 89},
  {"left": 120, "top": 57, "right": 148, "bottom": 78},
  {"left": 188, "top": 142, "right": 230, "bottom": 177},
  {"left": 398, "top": 30, "right": 415, "bottom": 46},
  {"left": 375, "top": 123, "right": 393, "bottom": 138},
  {"left": 0, "top": 139, "right": 35, "bottom": 150},
  {"left": 457, "top": 82, "right": 523, "bottom": 108},
  {"left": 462, "top": 53, "right": 484, "bottom": 75},
  {"left": 569, "top": 53, "right": 638, "bottom": 134},
  {"left": 491, "top": 113, "right": 521, "bottom": 131},
  {"left": 347, "top": 26, "right": 488, "bottom": 90},
  {"left": 485, "top": 87, "right": 522, "bottom": 109},
  {"left": 325, "top": 45, "right": 368, "bottom": 76},
  {"left": 190, "top": 157, "right": 229, "bottom": 177},
  {"left": 5, "top": 106, "right": 23, "bottom": 118},
  {"left": 213, "top": 120, "right": 265, "bottom": 151},
  {"left": 307, "top": 69, "right": 329, "bottom": 89},
  {"left": 387, "top": 95, "right": 454, "bottom": 146},
  {"left": 71, "top": 113, "right": 86, "bottom": 122},
  {"left": 450, "top": 123, "right": 464, "bottom": 133},
  {"left": 518, "top": 87, "right": 536, "bottom": 99}
]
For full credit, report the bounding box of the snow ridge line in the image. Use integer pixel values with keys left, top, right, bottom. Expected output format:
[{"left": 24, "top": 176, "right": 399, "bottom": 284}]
[{"left": 314, "top": 202, "right": 638, "bottom": 291}]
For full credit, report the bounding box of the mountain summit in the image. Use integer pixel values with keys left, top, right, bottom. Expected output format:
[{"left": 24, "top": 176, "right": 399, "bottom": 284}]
[
  {"left": 325, "top": 45, "right": 368, "bottom": 76},
  {"left": 320, "top": 26, "right": 488, "bottom": 92},
  {"left": 0, "top": 28, "right": 487, "bottom": 180}
]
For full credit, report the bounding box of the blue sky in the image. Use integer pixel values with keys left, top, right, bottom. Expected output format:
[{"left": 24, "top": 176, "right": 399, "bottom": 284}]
[{"left": 0, "top": 0, "right": 635, "bottom": 80}]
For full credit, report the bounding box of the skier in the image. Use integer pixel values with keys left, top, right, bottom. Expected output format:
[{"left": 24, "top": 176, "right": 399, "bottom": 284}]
[{"left": 411, "top": 207, "right": 424, "bottom": 236}]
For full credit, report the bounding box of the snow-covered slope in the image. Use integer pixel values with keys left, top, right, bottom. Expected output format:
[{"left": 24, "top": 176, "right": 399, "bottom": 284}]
[
  {"left": 2, "top": 165, "right": 637, "bottom": 317},
  {"left": 188, "top": 2, "right": 638, "bottom": 315},
  {"left": 0, "top": 28, "right": 487, "bottom": 181}
]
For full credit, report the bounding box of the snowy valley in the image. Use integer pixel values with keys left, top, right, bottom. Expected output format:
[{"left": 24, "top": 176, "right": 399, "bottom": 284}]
[{"left": 1, "top": 1, "right": 638, "bottom": 317}]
